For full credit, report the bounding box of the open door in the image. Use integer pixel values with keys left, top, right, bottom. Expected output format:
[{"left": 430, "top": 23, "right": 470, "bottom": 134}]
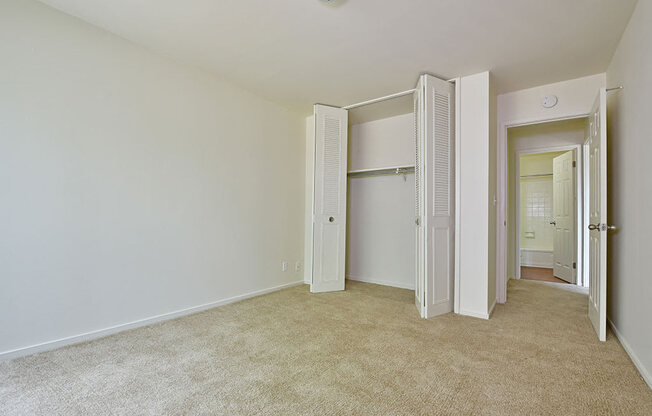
[
  {"left": 587, "top": 89, "right": 607, "bottom": 341},
  {"left": 552, "top": 150, "right": 576, "bottom": 283},
  {"left": 414, "top": 74, "right": 455, "bottom": 318},
  {"left": 311, "top": 104, "right": 348, "bottom": 293}
]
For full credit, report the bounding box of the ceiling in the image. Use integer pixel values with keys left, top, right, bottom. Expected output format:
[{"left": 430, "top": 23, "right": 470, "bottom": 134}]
[{"left": 38, "top": 0, "right": 636, "bottom": 115}]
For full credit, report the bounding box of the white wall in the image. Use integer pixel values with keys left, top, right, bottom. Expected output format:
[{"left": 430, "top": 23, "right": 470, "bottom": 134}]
[
  {"left": 347, "top": 175, "right": 415, "bottom": 289},
  {"left": 519, "top": 152, "right": 567, "bottom": 253},
  {"left": 520, "top": 178, "right": 554, "bottom": 251},
  {"left": 0, "top": 0, "right": 305, "bottom": 358},
  {"left": 496, "top": 74, "right": 606, "bottom": 302},
  {"left": 346, "top": 114, "right": 415, "bottom": 289},
  {"left": 605, "top": 0, "right": 652, "bottom": 388},
  {"left": 497, "top": 73, "right": 606, "bottom": 126},
  {"left": 348, "top": 114, "right": 414, "bottom": 171},
  {"left": 458, "top": 71, "right": 494, "bottom": 319}
]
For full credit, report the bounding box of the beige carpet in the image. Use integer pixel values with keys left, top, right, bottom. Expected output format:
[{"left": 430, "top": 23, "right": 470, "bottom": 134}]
[{"left": 1, "top": 280, "right": 650, "bottom": 415}]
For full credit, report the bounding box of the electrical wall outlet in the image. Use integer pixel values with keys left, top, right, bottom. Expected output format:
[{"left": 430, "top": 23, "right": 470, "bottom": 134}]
[
  {"left": 281, "top": 261, "right": 288, "bottom": 272},
  {"left": 295, "top": 261, "right": 302, "bottom": 272}
]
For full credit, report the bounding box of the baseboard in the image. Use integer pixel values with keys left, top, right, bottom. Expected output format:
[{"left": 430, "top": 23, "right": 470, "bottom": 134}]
[
  {"left": 0, "top": 280, "right": 305, "bottom": 361},
  {"left": 521, "top": 262, "right": 554, "bottom": 268},
  {"left": 520, "top": 249, "right": 554, "bottom": 268},
  {"left": 608, "top": 318, "right": 652, "bottom": 390},
  {"left": 527, "top": 280, "right": 589, "bottom": 294},
  {"left": 488, "top": 298, "right": 497, "bottom": 318},
  {"left": 346, "top": 274, "right": 415, "bottom": 290},
  {"left": 459, "top": 308, "right": 490, "bottom": 320}
]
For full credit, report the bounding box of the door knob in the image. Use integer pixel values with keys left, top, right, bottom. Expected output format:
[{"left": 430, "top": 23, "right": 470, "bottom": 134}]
[
  {"left": 329, "top": 217, "right": 335, "bottom": 223},
  {"left": 549, "top": 220, "right": 557, "bottom": 226},
  {"left": 589, "top": 223, "right": 618, "bottom": 231}
]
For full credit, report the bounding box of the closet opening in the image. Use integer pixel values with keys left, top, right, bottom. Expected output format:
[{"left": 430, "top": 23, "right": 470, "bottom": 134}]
[
  {"left": 346, "top": 94, "right": 416, "bottom": 291},
  {"left": 309, "top": 74, "right": 456, "bottom": 319}
]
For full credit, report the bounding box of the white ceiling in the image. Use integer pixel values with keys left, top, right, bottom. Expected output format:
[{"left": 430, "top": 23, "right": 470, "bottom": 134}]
[{"left": 38, "top": 0, "right": 636, "bottom": 114}]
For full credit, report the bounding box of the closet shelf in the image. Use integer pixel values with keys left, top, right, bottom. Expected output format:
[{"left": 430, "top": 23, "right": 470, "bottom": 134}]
[
  {"left": 520, "top": 173, "right": 553, "bottom": 178},
  {"left": 347, "top": 165, "right": 415, "bottom": 178}
]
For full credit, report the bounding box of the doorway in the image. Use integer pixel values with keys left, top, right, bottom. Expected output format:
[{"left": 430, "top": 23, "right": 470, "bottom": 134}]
[
  {"left": 517, "top": 149, "right": 579, "bottom": 285},
  {"left": 506, "top": 118, "right": 588, "bottom": 289}
]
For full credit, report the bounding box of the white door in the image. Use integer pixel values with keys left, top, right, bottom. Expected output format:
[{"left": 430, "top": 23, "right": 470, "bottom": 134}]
[
  {"left": 415, "top": 74, "right": 455, "bottom": 318},
  {"left": 552, "top": 150, "right": 576, "bottom": 283},
  {"left": 587, "top": 89, "right": 608, "bottom": 341},
  {"left": 311, "top": 104, "right": 348, "bottom": 293}
]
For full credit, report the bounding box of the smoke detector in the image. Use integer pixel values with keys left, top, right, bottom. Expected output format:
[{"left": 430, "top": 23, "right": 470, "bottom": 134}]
[{"left": 541, "top": 95, "right": 558, "bottom": 108}]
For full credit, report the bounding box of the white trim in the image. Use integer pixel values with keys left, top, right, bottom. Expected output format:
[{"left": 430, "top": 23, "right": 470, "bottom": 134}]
[
  {"left": 582, "top": 139, "right": 591, "bottom": 288},
  {"left": 346, "top": 275, "right": 415, "bottom": 290},
  {"left": 499, "top": 119, "right": 588, "bottom": 301},
  {"left": 459, "top": 308, "right": 490, "bottom": 320},
  {"left": 497, "top": 114, "right": 589, "bottom": 304},
  {"left": 526, "top": 280, "right": 589, "bottom": 294},
  {"left": 520, "top": 249, "right": 554, "bottom": 268},
  {"left": 0, "top": 280, "right": 305, "bottom": 361},
  {"left": 608, "top": 319, "right": 652, "bottom": 390},
  {"left": 453, "top": 77, "right": 462, "bottom": 314}
]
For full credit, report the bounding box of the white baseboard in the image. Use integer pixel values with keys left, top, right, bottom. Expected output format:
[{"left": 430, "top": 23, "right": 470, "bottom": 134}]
[
  {"left": 346, "top": 274, "right": 415, "bottom": 290},
  {"left": 0, "top": 280, "right": 305, "bottom": 361},
  {"left": 527, "top": 280, "right": 589, "bottom": 294},
  {"left": 460, "top": 299, "right": 496, "bottom": 320},
  {"left": 488, "top": 298, "right": 497, "bottom": 318},
  {"left": 608, "top": 318, "right": 652, "bottom": 390},
  {"left": 459, "top": 308, "right": 490, "bottom": 320},
  {"left": 520, "top": 249, "right": 553, "bottom": 268}
]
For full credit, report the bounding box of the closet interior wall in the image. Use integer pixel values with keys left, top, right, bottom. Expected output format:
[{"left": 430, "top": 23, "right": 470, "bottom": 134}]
[{"left": 346, "top": 97, "right": 415, "bottom": 290}]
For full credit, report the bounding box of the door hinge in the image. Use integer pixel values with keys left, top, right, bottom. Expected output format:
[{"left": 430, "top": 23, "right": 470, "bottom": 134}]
[
  {"left": 573, "top": 262, "right": 577, "bottom": 269},
  {"left": 572, "top": 161, "right": 576, "bottom": 168}
]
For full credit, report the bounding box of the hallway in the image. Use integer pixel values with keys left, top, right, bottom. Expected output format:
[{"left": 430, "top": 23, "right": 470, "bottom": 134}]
[{"left": 521, "top": 266, "right": 569, "bottom": 284}]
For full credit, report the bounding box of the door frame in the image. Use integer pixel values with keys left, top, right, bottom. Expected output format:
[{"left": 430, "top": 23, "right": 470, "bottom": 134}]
[
  {"left": 497, "top": 114, "right": 589, "bottom": 303},
  {"left": 513, "top": 144, "right": 583, "bottom": 285},
  {"left": 582, "top": 138, "right": 591, "bottom": 293}
]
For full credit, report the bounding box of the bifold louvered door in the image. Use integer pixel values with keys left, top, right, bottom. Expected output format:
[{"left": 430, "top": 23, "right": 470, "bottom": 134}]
[
  {"left": 311, "top": 104, "right": 348, "bottom": 293},
  {"left": 415, "top": 75, "right": 455, "bottom": 318},
  {"left": 413, "top": 80, "right": 426, "bottom": 317}
]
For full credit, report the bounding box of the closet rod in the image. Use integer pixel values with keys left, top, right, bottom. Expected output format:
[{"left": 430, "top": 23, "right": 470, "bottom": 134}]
[
  {"left": 343, "top": 89, "right": 416, "bottom": 110},
  {"left": 520, "top": 173, "right": 552, "bottom": 178},
  {"left": 348, "top": 166, "right": 415, "bottom": 178}
]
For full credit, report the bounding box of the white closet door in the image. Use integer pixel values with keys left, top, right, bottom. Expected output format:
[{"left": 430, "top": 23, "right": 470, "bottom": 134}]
[
  {"left": 588, "top": 89, "right": 608, "bottom": 341},
  {"left": 417, "top": 74, "right": 455, "bottom": 318},
  {"left": 311, "top": 104, "right": 348, "bottom": 293},
  {"left": 414, "top": 78, "right": 426, "bottom": 317},
  {"left": 552, "top": 150, "right": 576, "bottom": 283}
]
